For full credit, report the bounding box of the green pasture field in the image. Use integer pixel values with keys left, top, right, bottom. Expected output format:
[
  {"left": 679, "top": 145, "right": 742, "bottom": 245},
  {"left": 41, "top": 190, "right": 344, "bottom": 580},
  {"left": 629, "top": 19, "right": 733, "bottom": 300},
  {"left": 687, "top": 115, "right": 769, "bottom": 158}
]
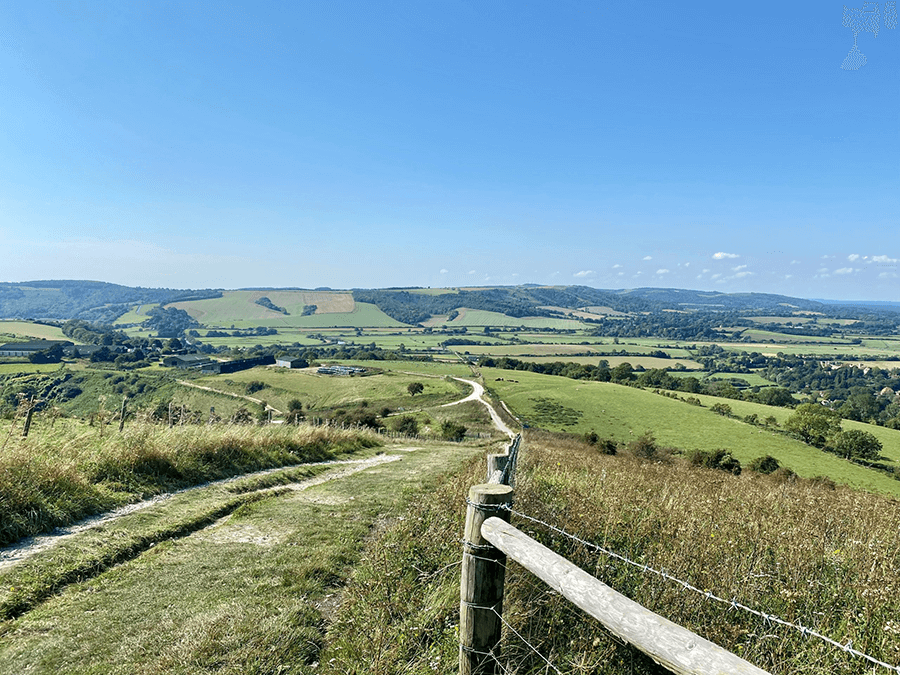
[
  {"left": 481, "top": 367, "right": 900, "bottom": 496},
  {"left": 508, "top": 354, "right": 703, "bottom": 369},
  {"left": 0, "top": 362, "right": 66, "bottom": 375},
  {"left": 0, "top": 321, "right": 67, "bottom": 341},
  {"left": 192, "top": 365, "right": 469, "bottom": 414},
  {"left": 741, "top": 316, "right": 858, "bottom": 326},
  {"left": 689, "top": 339, "right": 900, "bottom": 360},
  {"left": 195, "top": 331, "right": 323, "bottom": 349},
  {"left": 457, "top": 342, "right": 694, "bottom": 358},
  {"left": 738, "top": 329, "right": 852, "bottom": 344},
  {"left": 112, "top": 306, "right": 151, "bottom": 325},
  {"left": 688, "top": 371, "right": 777, "bottom": 387},
  {"left": 428, "top": 308, "right": 584, "bottom": 330}
]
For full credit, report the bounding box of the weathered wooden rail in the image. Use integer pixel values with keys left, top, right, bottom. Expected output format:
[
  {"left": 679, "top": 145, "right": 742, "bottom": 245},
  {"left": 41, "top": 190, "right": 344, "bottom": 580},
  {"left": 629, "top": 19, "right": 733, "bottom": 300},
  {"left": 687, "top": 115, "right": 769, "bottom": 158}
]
[{"left": 460, "top": 444, "right": 772, "bottom": 675}]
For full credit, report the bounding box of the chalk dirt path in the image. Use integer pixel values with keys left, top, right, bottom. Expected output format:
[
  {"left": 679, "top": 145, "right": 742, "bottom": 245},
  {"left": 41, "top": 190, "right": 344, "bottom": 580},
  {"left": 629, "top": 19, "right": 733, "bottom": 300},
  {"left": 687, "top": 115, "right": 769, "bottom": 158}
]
[{"left": 0, "top": 454, "right": 404, "bottom": 573}]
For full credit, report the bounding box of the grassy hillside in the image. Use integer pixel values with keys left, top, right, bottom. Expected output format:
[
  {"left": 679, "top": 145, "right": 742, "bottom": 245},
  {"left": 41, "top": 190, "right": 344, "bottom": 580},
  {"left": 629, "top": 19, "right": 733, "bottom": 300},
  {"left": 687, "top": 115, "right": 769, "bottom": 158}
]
[
  {"left": 483, "top": 367, "right": 900, "bottom": 496},
  {"left": 323, "top": 433, "right": 900, "bottom": 673},
  {"left": 190, "top": 366, "right": 468, "bottom": 415},
  {"left": 168, "top": 291, "right": 404, "bottom": 328},
  {"left": 424, "top": 307, "right": 584, "bottom": 329}
]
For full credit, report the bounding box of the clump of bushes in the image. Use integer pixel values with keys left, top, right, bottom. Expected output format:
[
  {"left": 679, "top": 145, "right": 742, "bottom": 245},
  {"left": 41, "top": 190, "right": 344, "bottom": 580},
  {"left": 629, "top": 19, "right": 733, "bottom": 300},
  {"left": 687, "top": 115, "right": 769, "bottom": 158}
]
[
  {"left": 688, "top": 448, "right": 741, "bottom": 475},
  {"left": 747, "top": 455, "right": 780, "bottom": 474},
  {"left": 584, "top": 430, "right": 617, "bottom": 455},
  {"left": 392, "top": 415, "right": 419, "bottom": 436},
  {"left": 440, "top": 420, "right": 467, "bottom": 441}
]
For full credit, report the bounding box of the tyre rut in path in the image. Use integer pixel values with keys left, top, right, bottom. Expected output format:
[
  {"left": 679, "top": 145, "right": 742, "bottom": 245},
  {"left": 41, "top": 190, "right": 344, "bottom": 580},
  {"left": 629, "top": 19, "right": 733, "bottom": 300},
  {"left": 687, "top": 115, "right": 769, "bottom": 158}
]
[{"left": 0, "top": 453, "right": 407, "bottom": 574}]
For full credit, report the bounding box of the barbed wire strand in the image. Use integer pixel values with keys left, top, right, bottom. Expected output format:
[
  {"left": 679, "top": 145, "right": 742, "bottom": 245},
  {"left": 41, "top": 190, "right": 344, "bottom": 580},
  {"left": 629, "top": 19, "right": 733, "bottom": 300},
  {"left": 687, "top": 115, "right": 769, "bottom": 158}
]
[
  {"left": 500, "top": 505, "right": 900, "bottom": 674},
  {"left": 460, "top": 645, "right": 513, "bottom": 675},
  {"left": 491, "top": 606, "right": 563, "bottom": 675}
]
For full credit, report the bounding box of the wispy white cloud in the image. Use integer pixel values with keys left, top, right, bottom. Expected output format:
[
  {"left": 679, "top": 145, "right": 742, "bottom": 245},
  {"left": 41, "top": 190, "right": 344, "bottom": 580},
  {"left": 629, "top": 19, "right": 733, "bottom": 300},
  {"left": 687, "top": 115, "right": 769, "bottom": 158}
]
[
  {"left": 643, "top": 256, "right": 652, "bottom": 261},
  {"left": 834, "top": 267, "right": 854, "bottom": 275},
  {"left": 573, "top": 270, "right": 595, "bottom": 278},
  {"left": 818, "top": 267, "right": 830, "bottom": 274},
  {"left": 879, "top": 271, "right": 898, "bottom": 279},
  {"left": 440, "top": 268, "right": 448, "bottom": 274},
  {"left": 612, "top": 264, "right": 622, "bottom": 269},
  {"left": 790, "top": 260, "right": 801, "bottom": 265},
  {"left": 872, "top": 255, "right": 899, "bottom": 264},
  {"left": 710, "top": 273, "right": 721, "bottom": 280},
  {"left": 732, "top": 264, "right": 747, "bottom": 272},
  {"left": 733, "top": 271, "right": 753, "bottom": 279},
  {"left": 713, "top": 252, "right": 739, "bottom": 259},
  {"left": 656, "top": 269, "right": 670, "bottom": 275},
  {"left": 848, "top": 254, "right": 860, "bottom": 262},
  {"left": 468, "top": 270, "right": 476, "bottom": 274}
]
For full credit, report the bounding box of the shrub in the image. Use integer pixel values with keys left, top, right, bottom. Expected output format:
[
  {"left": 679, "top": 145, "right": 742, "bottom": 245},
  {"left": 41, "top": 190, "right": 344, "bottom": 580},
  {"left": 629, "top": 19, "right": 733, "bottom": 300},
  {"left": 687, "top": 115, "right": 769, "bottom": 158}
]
[
  {"left": 747, "top": 455, "right": 780, "bottom": 474},
  {"left": 440, "top": 420, "right": 467, "bottom": 442},
  {"left": 245, "top": 381, "right": 265, "bottom": 395},
  {"left": 770, "top": 466, "right": 797, "bottom": 483},
  {"left": 393, "top": 416, "right": 419, "bottom": 436},
  {"left": 583, "top": 431, "right": 599, "bottom": 446},
  {"left": 689, "top": 448, "right": 741, "bottom": 475},
  {"left": 597, "top": 438, "right": 617, "bottom": 455},
  {"left": 627, "top": 432, "right": 658, "bottom": 459},
  {"left": 710, "top": 403, "right": 732, "bottom": 416}
]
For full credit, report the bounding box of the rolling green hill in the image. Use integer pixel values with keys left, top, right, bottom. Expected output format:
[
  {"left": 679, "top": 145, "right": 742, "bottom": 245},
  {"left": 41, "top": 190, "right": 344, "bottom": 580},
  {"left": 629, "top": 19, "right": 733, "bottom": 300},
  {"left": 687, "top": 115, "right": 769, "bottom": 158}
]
[{"left": 482, "top": 367, "right": 900, "bottom": 496}]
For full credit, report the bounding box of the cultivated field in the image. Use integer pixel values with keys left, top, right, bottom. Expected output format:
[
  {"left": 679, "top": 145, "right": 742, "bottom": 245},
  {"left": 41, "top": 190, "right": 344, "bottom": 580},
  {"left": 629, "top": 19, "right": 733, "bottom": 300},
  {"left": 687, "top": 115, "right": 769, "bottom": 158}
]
[
  {"left": 423, "top": 308, "right": 584, "bottom": 329},
  {"left": 0, "top": 321, "right": 67, "bottom": 341},
  {"left": 167, "top": 292, "right": 405, "bottom": 329}
]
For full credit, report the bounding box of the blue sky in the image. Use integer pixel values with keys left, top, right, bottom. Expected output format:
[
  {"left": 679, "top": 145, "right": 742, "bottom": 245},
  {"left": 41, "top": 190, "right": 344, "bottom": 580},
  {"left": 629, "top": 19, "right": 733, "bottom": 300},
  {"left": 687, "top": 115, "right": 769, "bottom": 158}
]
[{"left": 1, "top": 1, "right": 898, "bottom": 300}]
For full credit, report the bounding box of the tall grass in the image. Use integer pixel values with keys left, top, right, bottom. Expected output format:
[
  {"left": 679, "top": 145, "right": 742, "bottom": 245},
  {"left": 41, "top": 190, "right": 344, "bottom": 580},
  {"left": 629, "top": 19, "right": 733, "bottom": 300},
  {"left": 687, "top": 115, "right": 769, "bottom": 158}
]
[
  {"left": 323, "top": 430, "right": 900, "bottom": 674},
  {"left": 0, "top": 421, "right": 379, "bottom": 547}
]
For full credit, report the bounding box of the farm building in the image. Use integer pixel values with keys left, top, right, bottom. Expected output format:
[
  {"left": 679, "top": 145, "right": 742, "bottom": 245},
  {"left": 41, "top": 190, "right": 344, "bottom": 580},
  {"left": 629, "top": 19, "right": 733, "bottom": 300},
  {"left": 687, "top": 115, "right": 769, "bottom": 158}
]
[
  {"left": 162, "top": 354, "right": 217, "bottom": 369},
  {"left": 0, "top": 340, "right": 72, "bottom": 357},
  {"left": 204, "top": 355, "right": 275, "bottom": 374},
  {"left": 62, "top": 344, "right": 125, "bottom": 357},
  {"left": 275, "top": 356, "right": 307, "bottom": 369}
]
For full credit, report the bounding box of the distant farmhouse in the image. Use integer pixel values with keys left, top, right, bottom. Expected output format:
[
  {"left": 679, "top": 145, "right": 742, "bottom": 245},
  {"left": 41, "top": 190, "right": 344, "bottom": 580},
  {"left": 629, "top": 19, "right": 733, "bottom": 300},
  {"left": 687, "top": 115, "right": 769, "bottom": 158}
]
[
  {"left": 0, "top": 340, "right": 73, "bottom": 357},
  {"left": 275, "top": 356, "right": 307, "bottom": 369}
]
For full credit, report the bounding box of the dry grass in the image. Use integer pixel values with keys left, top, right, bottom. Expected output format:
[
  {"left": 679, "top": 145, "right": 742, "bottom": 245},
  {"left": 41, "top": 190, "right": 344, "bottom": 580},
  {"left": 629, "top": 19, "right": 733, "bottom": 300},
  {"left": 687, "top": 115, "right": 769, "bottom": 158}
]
[
  {"left": 0, "top": 420, "right": 379, "bottom": 546},
  {"left": 321, "top": 429, "right": 900, "bottom": 674}
]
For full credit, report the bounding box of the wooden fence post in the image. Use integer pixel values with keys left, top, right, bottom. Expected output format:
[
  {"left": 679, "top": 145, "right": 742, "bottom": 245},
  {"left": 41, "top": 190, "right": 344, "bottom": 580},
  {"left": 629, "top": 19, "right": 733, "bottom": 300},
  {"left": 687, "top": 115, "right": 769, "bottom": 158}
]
[
  {"left": 118, "top": 397, "right": 127, "bottom": 433},
  {"left": 21, "top": 399, "right": 34, "bottom": 438},
  {"left": 486, "top": 454, "right": 508, "bottom": 483},
  {"left": 460, "top": 483, "right": 513, "bottom": 675}
]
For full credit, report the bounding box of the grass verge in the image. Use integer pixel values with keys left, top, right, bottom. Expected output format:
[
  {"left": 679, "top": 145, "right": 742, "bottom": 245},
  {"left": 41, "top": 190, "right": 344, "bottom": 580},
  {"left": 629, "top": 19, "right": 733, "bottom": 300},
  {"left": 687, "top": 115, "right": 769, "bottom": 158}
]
[{"left": 0, "top": 422, "right": 379, "bottom": 546}]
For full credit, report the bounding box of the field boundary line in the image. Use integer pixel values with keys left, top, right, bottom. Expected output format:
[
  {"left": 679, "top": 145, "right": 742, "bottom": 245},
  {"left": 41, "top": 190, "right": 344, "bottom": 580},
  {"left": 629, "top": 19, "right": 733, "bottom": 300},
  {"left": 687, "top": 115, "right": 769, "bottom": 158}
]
[{"left": 176, "top": 380, "right": 283, "bottom": 414}]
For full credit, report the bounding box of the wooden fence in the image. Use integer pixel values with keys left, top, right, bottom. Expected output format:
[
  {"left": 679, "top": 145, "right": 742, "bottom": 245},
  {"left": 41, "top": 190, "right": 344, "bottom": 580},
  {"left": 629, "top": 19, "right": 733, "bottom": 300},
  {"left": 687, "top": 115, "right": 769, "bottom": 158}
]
[{"left": 460, "top": 446, "right": 772, "bottom": 675}]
